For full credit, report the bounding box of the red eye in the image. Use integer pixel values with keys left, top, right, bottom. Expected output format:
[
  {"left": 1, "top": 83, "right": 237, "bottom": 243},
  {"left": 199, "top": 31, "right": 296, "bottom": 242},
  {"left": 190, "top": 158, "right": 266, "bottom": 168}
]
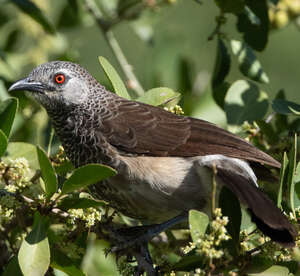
[{"left": 54, "top": 74, "right": 65, "bottom": 84}]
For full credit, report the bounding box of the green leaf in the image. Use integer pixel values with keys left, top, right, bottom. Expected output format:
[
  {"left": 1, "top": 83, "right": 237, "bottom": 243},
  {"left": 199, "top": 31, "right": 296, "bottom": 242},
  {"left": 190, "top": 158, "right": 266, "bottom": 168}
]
[
  {"left": 224, "top": 80, "right": 269, "bottom": 129},
  {"left": 5, "top": 142, "right": 39, "bottom": 169},
  {"left": 248, "top": 265, "right": 290, "bottom": 276},
  {"left": 58, "top": 197, "right": 107, "bottom": 210},
  {"left": 212, "top": 38, "right": 231, "bottom": 89},
  {"left": 272, "top": 99, "right": 300, "bottom": 115},
  {"left": 288, "top": 134, "right": 297, "bottom": 216},
  {"left": 0, "top": 97, "right": 18, "bottom": 138},
  {"left": 61, "top": 164, "right": 117, "bottom": 194},
  {"left": 51, "top": 249, "right": 86, "bottom": 276},
  {"left": 11, "top": 0, "right": 55, "bottom": 34},
  {"left": 231, "top": 40, "right": 269, "bottom": 84},
  {"left": 98, "top": 56, "right": 130, "bottom": 100},
  {"left": 0, "top": 129, "right": 8, "bottom": 157},
  {"left": 214, "top": 0, "right": 245, "bottom": 13},
  {"left": 277, "top": 152, "right": 288, "bottom": 209},
  {"left": 219, "top": 186, "right": 241, "bottom": 256},
  {"left": 237, "top": 1, "right": 269, "bottom": 51},
  {"left": 54, "top": 160, "right": 74, "bottom": 176},
  {"left": 36, "top": 146, "right": 57, "bottom": 199},
  {"left": 18, "top": 212, "right": 50, "bottom": 276},
  {"left": 2, "top": 256, "right": 23, "bottom": 276},
  {"left": 255, "top": 120, "right": 278, "bottom": 144},
  {"left": 188, "top": 210, "right": 209, "bottom": 243},
  {"left": 137, "top": 87, "right": 181, "bottom": 106}
]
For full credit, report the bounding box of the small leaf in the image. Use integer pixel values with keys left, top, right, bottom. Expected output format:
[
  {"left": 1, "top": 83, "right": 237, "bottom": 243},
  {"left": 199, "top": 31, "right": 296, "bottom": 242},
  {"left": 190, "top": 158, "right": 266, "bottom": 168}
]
[
  {"left": 18, "top": 212, "right": 50, "bottom": 276},
  {"left": 98, "top": 56, "right": 130, "bottom": 100},
  {"left": 277, "top": 152, "right": 288, "bottom": 208},
  {"left": 224, "top": 80, "right": 269, "bottom": 128},
  {"left": 237, "top": 1, "right": 269, "bottom": 51},
  {"left": 188, "top": 210, "right": 209, "bottom": 243},
  {"left": 37, "top": 146, "right": 57, "bottom": 199},
  {"left": 61, "top": 164, "right": 117, "bottom": 194},
  {"left": 11, "top": 0, "right": 55, "bottom": 34},
  {"left": 58, "top": 197, "right": 107, "bottom": 210},
  {"left": 231, "top": 40, "right": 269, "bottom": 84},
  {"left": 212, "top": 38, "right": 231, "bottom": 89},
  {"left": 272, "top": 99, "right": 300, "bottom": 115},
  {"left": 137, "top": 87, "right": 181, "bottom": 106},
  {"left": 288, "top": 134, "right": 297, "bottom": 216},
  {"left": 214, "top": 0, "right": 245, "bottom": 13},
  {"left": 0, "top": 97, "right": 18, "bottom": 137},
  {"left": 248, "top": 265, "right": 290, "bottom": 276},
  {"left": 2, "top": 256, "right": 23, "bottom": 276},
  {"left": 5, "top": 142, "right": 39, "bottom": 169},
  {"left": 0, "top": 129, "right": 8, "bottom": 157},
  {"left": 51, "top": 249, "right": 86, "bottom": 276}
]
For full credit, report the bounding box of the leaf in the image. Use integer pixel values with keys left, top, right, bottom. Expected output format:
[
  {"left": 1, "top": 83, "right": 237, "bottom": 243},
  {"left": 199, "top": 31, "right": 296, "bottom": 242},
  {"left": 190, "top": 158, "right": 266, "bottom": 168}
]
[
  {"left": 18, "top": 212, "right": 50, "bottom": 276},
  {"left": 237, "top": 1, "right": 269, "bottom": 51},
  {"left": 255, "top": 120, "right": 278, "bottom": 144},
  {"left": 58, "top": 197, "right": 107, "bottom": 210},
  {"left": 5, "top": 142, "right": 39, "bottom": 169},
  {"left": 212, "top": 38, "right": 231, "bottom": 89},
  {"left": 248, "top": 265, "right": 290, "bottom": 276},
  {"left": 277, "top": 152, "right": 288, "bottom": 208},
  {"left": 51, "top": 249, "right": 86, "bottom": 276},
  {"left": 137, "top": 87, "right": 181, "bottom": 106},
  {"left": 0, "top": 97, "right": 18, "bottom": 138},
  {"left": 2, "top": 256, "right": 23, "bottom": 276},
  {"left": 61, "top": 164, "right": 117, "bottom": 194},
  {"left": 214, "top": 0, "right": 245, "bottom": 13},
  {"left": 272, "top": 99, "right": 300, "bottom": 115},
  {"left": 231, "top": 40, "right": 269, "bottom": 84},
  {"left": 219, "top": 186, "right": 241, "bottom": 256},
  {"left": 54, "top": 160, "right": 74, "bottom": 175},
  {"left": 37, "top": 146, "right": 57, "bottom": 199},
  {"left": 288, "top": 134, "right": 297, "bottom": 216},
  {"left": 172, "top": 255, "right": 205, "bottom": 271},
  {"left": 0, "top": 129, "right": 8, "bottom": 157},
  {"left": 98, "top": 56, "right": 130, "bottom": 100},
  {"left": 188, "top": 210, "right": 209, "bottom": 243},
  {"left": 224, "top": 80, "right": 269, "bottom": 128},
  {"left": 11, "top": 0, "right": 55, "bottom": 34}
]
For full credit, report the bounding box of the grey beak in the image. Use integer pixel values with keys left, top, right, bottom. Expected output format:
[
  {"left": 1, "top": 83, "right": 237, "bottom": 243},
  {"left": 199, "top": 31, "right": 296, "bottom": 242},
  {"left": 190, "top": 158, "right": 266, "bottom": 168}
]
[{"left": 8, "top": 78, "right": 47, "bottom": 93}]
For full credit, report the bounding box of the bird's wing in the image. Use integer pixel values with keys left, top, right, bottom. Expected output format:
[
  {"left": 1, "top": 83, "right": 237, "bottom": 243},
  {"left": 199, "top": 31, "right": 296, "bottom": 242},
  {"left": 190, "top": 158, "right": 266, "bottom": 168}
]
[{"left": 99, "top": 98, "right": 280, "bottom": 168}]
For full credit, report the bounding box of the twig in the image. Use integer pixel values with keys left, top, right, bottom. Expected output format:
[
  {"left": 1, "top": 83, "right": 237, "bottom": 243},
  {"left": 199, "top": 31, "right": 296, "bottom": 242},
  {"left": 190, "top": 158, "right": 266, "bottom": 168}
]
[
  {"left": 84, "top": 0, "right": 145, "bottom": 97},
  {"left": 211, "top": 162, "right": 217, "bottom": 217}
]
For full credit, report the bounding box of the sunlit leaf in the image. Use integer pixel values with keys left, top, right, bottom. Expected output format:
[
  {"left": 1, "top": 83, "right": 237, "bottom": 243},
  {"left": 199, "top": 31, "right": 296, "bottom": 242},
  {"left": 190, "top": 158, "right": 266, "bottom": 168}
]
[
  {"left": 188, "top": 210, "right": 209, "bottom": 243},
  {"left": 248, "top": 265, "right": 290, "bottom": 276},
  {"left": 61, "top": 164, "right": 117, "bottom": 194},
  {"left": 277, "top": 152, "right": 288, "bottom": 209},
  {"left": 224, "top": 80, "right": 269, "bottom": 129},
  {"left": 0, "top": 97, "right": 18, "bottom": 138},
  {"left": 98, "top": 56, "right": 131, "bottom": 100},
  {"left": 37, "top": 146, "right": 57, "bottom": 199},
  {"left": 288, "top": 134, "right": 297, "bottom": 216},
  {"left": 58, "top": 197, "right": 107, "bottom": 210},
  {"left": 231, "top": 40, "right": 269, "bottom": 84},
  {"left": 137, "top": 87, "right": 180, "bottom": 106},
  {"left": 0, "top": 129, "right": 8, "bottom": 157},
  {"left": 18, "top": 213, "right": 50, "bottom": 276}
]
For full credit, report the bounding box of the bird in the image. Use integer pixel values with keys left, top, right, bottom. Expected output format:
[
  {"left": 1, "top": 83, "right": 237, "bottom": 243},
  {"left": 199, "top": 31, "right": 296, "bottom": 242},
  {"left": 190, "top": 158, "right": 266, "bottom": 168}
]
[{"left": 8, "top": 61, "right": 297, "bottom": 253}]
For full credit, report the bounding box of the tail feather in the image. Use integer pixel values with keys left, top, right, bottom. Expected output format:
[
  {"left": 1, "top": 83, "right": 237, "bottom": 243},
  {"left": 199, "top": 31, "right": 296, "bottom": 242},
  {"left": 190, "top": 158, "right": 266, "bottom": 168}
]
[{"left": 217, "top": 168, "right": 297, "bottom": 248}]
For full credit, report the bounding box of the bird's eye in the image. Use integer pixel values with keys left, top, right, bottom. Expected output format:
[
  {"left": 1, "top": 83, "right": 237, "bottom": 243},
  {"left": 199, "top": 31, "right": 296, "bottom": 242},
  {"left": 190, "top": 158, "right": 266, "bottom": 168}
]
[{"left": 54, "top": 74, "right": 65, "bottom": 84}]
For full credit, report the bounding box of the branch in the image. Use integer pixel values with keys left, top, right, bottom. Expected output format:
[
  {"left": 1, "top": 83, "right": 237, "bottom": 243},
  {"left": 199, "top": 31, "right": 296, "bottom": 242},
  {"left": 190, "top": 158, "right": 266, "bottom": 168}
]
[{"left": 84, "top": 0, "right": 145, "bottom": 97}]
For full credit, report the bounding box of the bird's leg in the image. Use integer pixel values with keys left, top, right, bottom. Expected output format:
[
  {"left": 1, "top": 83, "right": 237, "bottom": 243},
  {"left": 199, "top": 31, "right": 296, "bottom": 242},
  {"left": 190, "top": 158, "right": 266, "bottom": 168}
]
[{"left": 110, "top": 212, "right": 188, "bottom": 252}]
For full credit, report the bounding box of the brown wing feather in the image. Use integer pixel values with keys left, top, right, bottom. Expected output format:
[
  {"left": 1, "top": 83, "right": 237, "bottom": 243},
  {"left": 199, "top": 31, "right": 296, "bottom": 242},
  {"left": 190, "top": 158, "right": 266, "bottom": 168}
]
[{"left": 100, "top": 98, "right": 280, "bottom": 168}]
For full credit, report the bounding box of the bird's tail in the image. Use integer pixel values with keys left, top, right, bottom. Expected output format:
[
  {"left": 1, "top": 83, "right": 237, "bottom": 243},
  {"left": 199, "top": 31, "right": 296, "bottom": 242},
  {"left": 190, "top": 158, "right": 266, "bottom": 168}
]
[{"left": 217, "top": 168, "right": 297, "bottom": 247}]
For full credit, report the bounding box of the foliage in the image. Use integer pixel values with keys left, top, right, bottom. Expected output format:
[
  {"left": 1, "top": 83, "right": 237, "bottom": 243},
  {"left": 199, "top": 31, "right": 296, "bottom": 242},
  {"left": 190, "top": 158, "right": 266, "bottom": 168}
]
[{"left": 0, "top": 0, "right": 300, "bottom": 275}]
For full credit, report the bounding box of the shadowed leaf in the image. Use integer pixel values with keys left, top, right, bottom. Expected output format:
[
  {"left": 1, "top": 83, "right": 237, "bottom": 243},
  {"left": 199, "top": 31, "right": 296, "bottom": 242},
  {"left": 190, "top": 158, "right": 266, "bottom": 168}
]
[
  {"left": 0, "top": 97, "right": 18, "bottom": 138},
  {"left": 188, "top": 210, "right": 209, "bottom": 243}
]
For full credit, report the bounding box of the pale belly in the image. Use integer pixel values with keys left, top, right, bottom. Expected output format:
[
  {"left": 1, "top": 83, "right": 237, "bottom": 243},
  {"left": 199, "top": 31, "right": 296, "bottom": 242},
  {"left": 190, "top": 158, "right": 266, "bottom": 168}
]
[{"left": 90, "top": 156, "right": 215, "bottom": 223}]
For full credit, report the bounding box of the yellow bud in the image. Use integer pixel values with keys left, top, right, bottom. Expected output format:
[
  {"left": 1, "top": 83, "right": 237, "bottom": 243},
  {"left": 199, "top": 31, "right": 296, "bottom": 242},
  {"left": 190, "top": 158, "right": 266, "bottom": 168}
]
[
  {"left": 285, "top": 0, "right": 300, "bottom": 15},
  {"left": 274, "top": 10, "right": 289, "bottom": 28}
]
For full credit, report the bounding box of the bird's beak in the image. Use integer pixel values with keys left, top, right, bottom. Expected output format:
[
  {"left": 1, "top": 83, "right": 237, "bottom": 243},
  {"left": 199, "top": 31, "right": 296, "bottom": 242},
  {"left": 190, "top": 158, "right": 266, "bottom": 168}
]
[{"left": 8, "top": 78, "right": 47, "bottom": 93}]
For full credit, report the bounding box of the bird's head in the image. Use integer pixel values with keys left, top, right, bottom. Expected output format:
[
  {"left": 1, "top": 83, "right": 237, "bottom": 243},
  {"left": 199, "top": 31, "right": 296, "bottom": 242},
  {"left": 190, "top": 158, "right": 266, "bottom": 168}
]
[{"left": 9, "top": 61, "right": 98, "bottom": 109}]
